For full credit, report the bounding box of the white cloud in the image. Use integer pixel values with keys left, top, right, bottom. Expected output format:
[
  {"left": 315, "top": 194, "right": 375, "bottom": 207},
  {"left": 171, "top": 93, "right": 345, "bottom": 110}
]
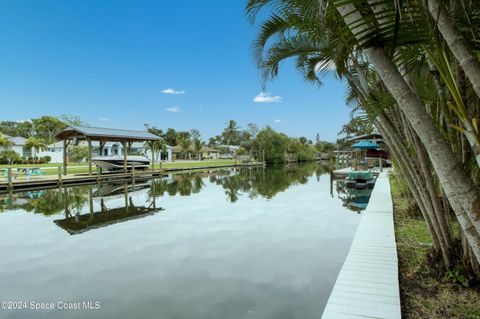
[
  {"left": 165, "top": 106, "right": 181, "bottom": 113},
  {"left": 253, "top": 92, "right": 282, "bottom": 103},
  {"left": 161, "top": 88, "right": 185, "bottom": 95},
  {"left": 274, "top": 119, "right": 282, "bottom": 123},
  {"left": 98, "top": 117, "right": 110, "bottom": 121}
]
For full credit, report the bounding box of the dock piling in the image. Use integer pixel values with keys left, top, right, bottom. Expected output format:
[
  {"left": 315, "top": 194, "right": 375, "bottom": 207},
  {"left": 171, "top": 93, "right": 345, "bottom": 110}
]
[
  {"left": 58, "top": 166, "right": 63, "bottom": 186},
  {"left": 7, "top": 168, "right": 13, "bottom": 190}
]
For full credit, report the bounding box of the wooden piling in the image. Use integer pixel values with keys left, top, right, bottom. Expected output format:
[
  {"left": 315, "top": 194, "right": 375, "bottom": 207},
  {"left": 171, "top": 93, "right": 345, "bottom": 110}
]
[
  {"left": 58, "top": 166, "right": 63, "bottom": 186},
  {"left": 7, "top": 168, "right": 13, "bottom": 190}
]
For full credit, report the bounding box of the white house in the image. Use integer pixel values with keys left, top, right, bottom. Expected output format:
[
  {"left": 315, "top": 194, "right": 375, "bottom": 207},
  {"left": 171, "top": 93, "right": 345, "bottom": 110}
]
[
  {"left": 0, "top": 134, "right": 33, "bottom": 158},
  {"left": 39, "top": 141, "right": 173, "bottom": 163}
]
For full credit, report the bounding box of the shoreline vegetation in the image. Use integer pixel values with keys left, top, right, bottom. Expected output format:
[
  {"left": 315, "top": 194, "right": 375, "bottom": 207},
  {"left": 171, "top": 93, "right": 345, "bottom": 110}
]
[
  {"left": 390, "top": 175, "right": 480, "bottom": 318},
  {"left": 1, "top": 118, "right": 335, "bottom": 167},
  {"left": 248, "top": 0, "right": 480, "bottom": 316}
]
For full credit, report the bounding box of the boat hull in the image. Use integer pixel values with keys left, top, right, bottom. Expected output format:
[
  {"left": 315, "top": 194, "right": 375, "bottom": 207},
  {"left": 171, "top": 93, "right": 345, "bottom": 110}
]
[{"left": 92, "top": 156, "right": 150, "bottom": 171}]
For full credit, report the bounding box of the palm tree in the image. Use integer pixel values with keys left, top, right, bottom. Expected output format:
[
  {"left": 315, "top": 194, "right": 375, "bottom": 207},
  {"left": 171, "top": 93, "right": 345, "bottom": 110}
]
[
  {"left": 0, "top": 133, "right": 13, "bottom": 148},
  {"left": 179, "top": 137, "right": 191, "bottom": 160},
  {"left": 193, "top": 138, "right": 203, "bottom": 160},
  {"left": 25, "top": 136, "right": 47, "bottom": 162},
  {"left": 223, "top": 120, "right": 240, "bottom": 145}
]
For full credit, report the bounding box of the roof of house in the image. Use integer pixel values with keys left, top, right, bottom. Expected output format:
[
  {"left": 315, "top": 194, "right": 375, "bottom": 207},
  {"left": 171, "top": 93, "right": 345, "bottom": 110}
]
[
  {"left": 54, "top": 126, "right": 161, "bottom": 142},
  {"left": 48, "top": 140, "right": 173, "bottom": 149},
  {"left": 1, "top": 133, "right": 27, "bottom": 146}
]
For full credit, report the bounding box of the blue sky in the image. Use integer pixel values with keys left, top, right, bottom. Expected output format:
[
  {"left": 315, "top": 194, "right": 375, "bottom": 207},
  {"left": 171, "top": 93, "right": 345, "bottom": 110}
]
[{"left": 0, "top": 0, "right": 350, "bottom": 142}]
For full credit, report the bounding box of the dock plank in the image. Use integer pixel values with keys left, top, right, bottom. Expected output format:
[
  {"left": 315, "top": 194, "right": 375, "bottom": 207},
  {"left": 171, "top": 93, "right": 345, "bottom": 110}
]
[{"left": 322, "top": 172, "right": 401, "bottom": 319}]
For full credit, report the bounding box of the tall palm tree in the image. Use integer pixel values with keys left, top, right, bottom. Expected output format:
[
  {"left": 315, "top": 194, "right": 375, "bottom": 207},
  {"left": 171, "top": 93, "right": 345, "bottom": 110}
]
[
  {"left": 223, "top": 120, "right": 240, "bottom": 145},
  {"left": 193, "top": 138, "right": 204, "bottom": 160},
  {"left": 25, "top": 136, "right": 47, "bottom": 162},
  {"left": 179, "top": 137, "right": 191, "bottom": 160}
]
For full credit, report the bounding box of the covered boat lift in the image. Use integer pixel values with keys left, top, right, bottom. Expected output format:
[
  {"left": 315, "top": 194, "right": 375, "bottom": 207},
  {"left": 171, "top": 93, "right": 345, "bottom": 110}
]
[{"left": 54, "top": 126, "right": 161, "bottom": 175}]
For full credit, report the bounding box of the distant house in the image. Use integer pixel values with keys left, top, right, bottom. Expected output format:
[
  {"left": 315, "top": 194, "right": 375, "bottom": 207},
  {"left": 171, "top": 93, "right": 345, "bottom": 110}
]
[
  {"left": 172, "top": 145, "right": 220, "bottom": 160},
  {"left": 0, "top": 133, "right": 33, "bottom": 158},
  {"left": 39, "top": 141, "right": 173, "bottom": 163},
  {"left": 216, "top": 145, "right": 240, "bottom": 154}
]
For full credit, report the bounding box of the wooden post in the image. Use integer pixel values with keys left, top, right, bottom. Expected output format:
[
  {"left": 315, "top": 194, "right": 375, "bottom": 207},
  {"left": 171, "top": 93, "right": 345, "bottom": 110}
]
[
  {"left": 58, "top": 166, "right": 62, "bottom": 186},
  {"left": 7, "top": 168, "right": 12, "bottom": 190},
  {"left": 63, "top": 139, "right": 68, "bottom": 175},
  {"left": 132, "top": 164, "right": 136, "bottom": 185},
  {"left": 124, "top": 183, "right": 129, "bottom": 214},
  {"left": 88, "top": 139, "right": 92, "bottom": 175},
  {"left": 122, "top": 141, "right": 128, "bottom": 173},
  {"left": 149, "top": 141, "right": 155, "bottom": 171},
  {"left": 152, "top": 178, "right": 156, "bottom": 209}
]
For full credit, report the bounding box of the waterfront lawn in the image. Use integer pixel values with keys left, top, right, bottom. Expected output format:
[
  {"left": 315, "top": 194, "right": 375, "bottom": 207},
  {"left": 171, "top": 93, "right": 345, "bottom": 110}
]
[
  {"left": 1, "top": 160, "right": 239, "bottom": 177},
  {"left": 390, "top": 176, "right": 480, "bottom": 319},
  {"left": 160, "top": 159, "right": 236, "bottom": 169}
]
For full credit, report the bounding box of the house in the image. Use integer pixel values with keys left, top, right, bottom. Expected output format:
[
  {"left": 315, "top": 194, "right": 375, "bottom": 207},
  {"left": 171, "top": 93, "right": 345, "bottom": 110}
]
[
  {"left": 172, "top": 145, "right": 220, "bottom": 160},
  {"left": 39, "top": 141, "right": 173, "bottom": 163},
  {"left": 0, "top": 133, "right": 33, "bottom": 158}
]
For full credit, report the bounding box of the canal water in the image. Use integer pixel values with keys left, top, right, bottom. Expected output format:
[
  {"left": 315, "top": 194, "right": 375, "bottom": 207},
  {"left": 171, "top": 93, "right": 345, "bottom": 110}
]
[{"left": 0, "top": 163, "right": 368, "bottom": 319}]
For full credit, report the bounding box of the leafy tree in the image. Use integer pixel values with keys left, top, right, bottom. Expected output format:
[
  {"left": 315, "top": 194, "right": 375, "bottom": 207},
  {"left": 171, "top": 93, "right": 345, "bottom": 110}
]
[
  {"left": 68, "top": 146, "right": 89, "bottom": 163},
  {"left": 33, "top": 116, "right": 66, "bottom": 143},
  {"left": 0, "top": 149, "right": 21, "bottom": 164},
  {"left": 164, "top": 128, "right": 178, "bottom": 146},
  {"left": 251, "top": 126, "right": 288, "bottom": 164},
  {"left": 59, "top": 115, "right": 86, "bottom": 126}
]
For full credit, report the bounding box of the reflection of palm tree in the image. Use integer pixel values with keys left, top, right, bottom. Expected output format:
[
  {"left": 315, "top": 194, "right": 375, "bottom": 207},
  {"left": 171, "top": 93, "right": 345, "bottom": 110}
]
[
  {"left": 221, "top": 177, "right": 241, "bottom": 203},
  {"left": 177, "top": 175, "right": 193, "bottom": 196},
  {"left": 192, "top": 175, "right": 205, "bottom": 193}
]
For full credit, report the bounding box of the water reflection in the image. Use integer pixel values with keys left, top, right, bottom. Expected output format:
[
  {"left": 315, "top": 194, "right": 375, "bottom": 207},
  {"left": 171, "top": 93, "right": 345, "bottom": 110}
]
[
  {"left": 0, "top": 163, "right": 363, "bottom": 319},
  {"left": 55, "top": 183, "right": 164, "bottom": 235},
  {"left": 0, "top": 163, "right": 363, "bottom": 218},
  {"left": 333, "top": 178, "right": 373, "bottom": 212}
]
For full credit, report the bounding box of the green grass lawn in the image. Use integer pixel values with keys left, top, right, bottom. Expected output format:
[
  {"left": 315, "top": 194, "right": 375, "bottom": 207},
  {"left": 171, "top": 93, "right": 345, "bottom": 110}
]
[
  {"left": 1, "top": 159, "right": 240, "bottom": 177},
  {"left": 390, "top": 175, "right": 480, "bottom": 319},
  {"left": 160, "top": 159, "right": 236, "bottom": 169},
  {"left": 0, "top": 163, "right": 85, "bottom": 168}
]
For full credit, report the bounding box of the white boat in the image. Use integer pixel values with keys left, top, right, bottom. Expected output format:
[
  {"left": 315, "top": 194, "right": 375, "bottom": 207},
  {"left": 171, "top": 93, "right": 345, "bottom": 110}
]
[{"left": 92, "top": 155, "right": 150, "bottom": 171}]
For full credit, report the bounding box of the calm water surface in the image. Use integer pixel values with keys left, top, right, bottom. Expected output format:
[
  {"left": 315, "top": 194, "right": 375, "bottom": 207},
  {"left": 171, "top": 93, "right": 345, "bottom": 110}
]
[{"left": 0, "top": 164, "right": 365, "bottom": 319}]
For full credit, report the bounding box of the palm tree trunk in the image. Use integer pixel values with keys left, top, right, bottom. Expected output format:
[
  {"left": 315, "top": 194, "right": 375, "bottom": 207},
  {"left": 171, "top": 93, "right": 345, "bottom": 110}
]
[{"left": 428, "top": 0, "right": 480, "bottom": 99}]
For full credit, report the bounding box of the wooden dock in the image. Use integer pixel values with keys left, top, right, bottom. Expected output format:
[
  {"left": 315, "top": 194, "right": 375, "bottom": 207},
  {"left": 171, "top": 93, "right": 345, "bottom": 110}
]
[
  {"left": 0, "top": 162, "right": 263, "bottom": 193},
  {"left": 322, "top": 172, "right": 401, "bottom": 319},
  {"left": 331, "top": 167, "right": 380, "bottom": 179}
]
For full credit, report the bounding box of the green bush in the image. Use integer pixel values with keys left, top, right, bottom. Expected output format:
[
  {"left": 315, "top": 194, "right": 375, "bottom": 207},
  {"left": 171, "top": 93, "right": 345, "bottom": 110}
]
[{"left": 0, "top": 149, "right": 21, "bottom": 164}]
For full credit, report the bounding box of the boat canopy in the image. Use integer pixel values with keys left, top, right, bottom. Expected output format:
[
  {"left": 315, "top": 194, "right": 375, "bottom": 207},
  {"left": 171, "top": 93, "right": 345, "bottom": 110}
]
[{"left": 351, "top": 141, "right": 380, "bottom": 149}]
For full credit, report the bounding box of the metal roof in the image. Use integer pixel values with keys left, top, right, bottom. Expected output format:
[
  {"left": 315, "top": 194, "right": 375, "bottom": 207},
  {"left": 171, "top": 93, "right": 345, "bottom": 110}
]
[
  {"left": 54, "top": 126, "right": 161, "bottom": 142},
  {"left": 1, "top": 133, "right": 27, "bottom": 146}
]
